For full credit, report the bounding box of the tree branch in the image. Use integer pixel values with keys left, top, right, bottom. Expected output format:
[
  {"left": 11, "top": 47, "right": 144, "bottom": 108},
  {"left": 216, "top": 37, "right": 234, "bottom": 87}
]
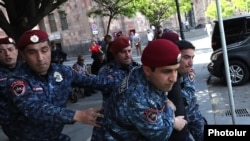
[
  {"left": 0, "top": 10, "right": 15, "bottom": 38},
  {"left": 0, "top": 2, "right": 5, "bottom": 8}
]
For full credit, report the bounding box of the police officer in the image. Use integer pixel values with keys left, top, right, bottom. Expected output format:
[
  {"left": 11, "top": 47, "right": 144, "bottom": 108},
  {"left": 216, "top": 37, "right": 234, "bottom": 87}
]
[
  {"left": 175, "top": 40, "right": 207, "bottom": 141},
  {"left": 102, "top": 39, "right": 187, "bottom": 140},
  {"left": 0, "top": 37, "right": 21, "bottom": 138},
  {"left": 91, "top": 36, "right": 140, "bottom": 140},
  {"left": 5, "top": 30, "right": 118, "bottom": 141}
]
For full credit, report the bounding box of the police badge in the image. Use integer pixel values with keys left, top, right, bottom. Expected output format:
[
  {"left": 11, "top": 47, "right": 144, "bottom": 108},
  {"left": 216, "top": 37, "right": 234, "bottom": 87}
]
[
  {"left": 54, "top": 71, "right": 63, "bottom": 82},
  {"left": 8, "top": 37, "right": 15, "bottom": 44},
  {"left": 30, "top": 35, "right": 39, "bottom": 43}
]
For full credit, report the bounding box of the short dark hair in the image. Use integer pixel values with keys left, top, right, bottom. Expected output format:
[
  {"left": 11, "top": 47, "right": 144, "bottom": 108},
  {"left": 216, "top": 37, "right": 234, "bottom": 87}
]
[
  {"left": 175, "top": 40, "right": 195, "bottom": 50},
  {"left": 104, "top": 34, "right": 112, "bottom": 40}
]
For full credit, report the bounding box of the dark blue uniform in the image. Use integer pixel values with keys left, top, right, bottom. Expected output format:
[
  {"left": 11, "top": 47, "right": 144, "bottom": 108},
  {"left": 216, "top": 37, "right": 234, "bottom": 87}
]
[
  {"left": 6, "top": 63, "right": 117, "bottom": 141},
  {"left": 102, "top": 66, "right": 175, "bottom": 140},
  {"left": 91, "top": 60, "right": 140, "bottom": 141},
  {"left": 0, "top": 62, "right": 22, "bottom": 137},
  {"left": 181, "top": 72, "right": 206, "bottom": 141}
]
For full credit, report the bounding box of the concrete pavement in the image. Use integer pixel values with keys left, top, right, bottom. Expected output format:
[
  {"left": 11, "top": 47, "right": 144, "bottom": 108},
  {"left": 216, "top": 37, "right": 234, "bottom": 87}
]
[
  {"left": 207, "top": 76, "right": 250, "bottom": 125},
  {"left": 187, "top": 35, "right": 215, "bottom": 125}
]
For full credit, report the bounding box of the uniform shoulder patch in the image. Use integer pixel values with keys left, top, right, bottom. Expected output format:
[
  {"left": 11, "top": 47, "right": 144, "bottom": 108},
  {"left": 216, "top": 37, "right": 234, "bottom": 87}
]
[
  {"left": 11, "top": 80, "right": 26, "bottom": 96},
  {"left": 144, "top": 108, "right": 158, "bottom": 123}
]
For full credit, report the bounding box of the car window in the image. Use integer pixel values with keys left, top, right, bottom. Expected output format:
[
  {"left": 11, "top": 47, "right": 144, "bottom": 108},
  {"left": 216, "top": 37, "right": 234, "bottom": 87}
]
[
  {"left": 212, "top": 16, "right": 250, "bottom": 51},
  {"left": 224, "top": 19, "right": 244, "bottom": 35},
  {"left": 247, "top": 18, "right": 250, "bottom": 32}
]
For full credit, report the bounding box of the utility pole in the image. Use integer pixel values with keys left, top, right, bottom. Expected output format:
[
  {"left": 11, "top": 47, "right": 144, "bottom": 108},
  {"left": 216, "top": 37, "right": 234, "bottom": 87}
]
[
  {"left": 246, "top": 0, "right": 249, "bottom": 13},
  {"left": 175, "top": 0, "right": 185, "bottom": 40}
]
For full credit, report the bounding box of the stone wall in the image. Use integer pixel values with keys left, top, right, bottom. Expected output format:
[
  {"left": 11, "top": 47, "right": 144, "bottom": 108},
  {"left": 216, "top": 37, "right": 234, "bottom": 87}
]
[{"left": 41, "top": 0, "right": 151, "bottom": 57}]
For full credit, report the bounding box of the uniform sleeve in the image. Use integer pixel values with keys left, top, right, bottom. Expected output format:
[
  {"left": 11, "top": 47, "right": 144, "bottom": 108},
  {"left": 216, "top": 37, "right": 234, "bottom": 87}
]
[
  {"left": 0, "top": 74, "right": 10, "bottom": 125},
  {"left": 97, "top": 65, "right": 107, "bottom": 76},
  {"left": 126, "top": 92, "right": 175, "bottom": 140},
  {"left": 181, "top": 73, "right": 195, "bottom": 104},
  {"left": 8, "top": 79, "right": 75, "bottom": 124},
  {"left": 0, "top": 88, "right": 9, "bottom": 125},
  {"left": 71, "top": 68, "right": 119, "bottom": 91}
]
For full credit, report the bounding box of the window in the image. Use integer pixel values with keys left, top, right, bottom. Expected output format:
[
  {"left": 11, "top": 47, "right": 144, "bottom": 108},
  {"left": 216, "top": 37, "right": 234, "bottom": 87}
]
[
  {"left": 59, "top": 11, "right": 68, "bottom": 30},
  {"left": 48, "top": 13, "right": 57, "bottom": 32},
  {"left": 224, "top": 19, "right": 244, "bottom": 35},
  {"left": 246, "top": 18, "right": 250, "bottom": 32}
]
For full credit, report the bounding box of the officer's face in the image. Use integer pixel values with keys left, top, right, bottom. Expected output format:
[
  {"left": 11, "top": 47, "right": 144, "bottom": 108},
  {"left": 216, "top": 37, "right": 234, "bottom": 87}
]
[
  {"left": 143, "top": 64, "right": 179, "bottom": 92},
  {"left": 21, "top": 41, "right": 51, "bottom": 75},
  {"left": 114, "top": 46, "right": 132, "bottom": 65},
  {"left": 178, "top": 49, "right": 195, "bottom": 75},
  {"left": 0, "top": 44, "right": 18, "bottom": 69}
]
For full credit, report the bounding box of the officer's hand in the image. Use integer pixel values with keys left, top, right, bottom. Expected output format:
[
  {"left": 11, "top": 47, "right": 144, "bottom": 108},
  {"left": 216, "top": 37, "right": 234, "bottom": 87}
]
[
  {"left": 167, "top": 99, "right": 176, "bottom": 111},
  {"left": 173, "top": 116, "right": 187, "bottom": 131},
  {"left": 74, "top": 107, "right": 104, "bottom": 127}
]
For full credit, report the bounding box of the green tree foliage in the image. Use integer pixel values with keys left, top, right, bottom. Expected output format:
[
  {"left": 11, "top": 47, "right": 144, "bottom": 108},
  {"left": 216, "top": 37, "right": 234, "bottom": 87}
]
[
  {"left": 87, "top": 0, "right": 140, "bottom": 35},
  {"left": 137, "top": 0, "right": 192, "bottom": 27},
  {"left": 0, "top": 0, "right": 67, "bottom": 41},
  {"left": 231, "top": 0, "right": 249, "bottom": 13},
  {"left": 179, "top": 0, "right": 193, "bottom": 13},
  {"left": 205, "top": 0, "right": 235, "bottom": 20},
  {"left": 138, "top": 0, "right": 175, "bottom": 26}
]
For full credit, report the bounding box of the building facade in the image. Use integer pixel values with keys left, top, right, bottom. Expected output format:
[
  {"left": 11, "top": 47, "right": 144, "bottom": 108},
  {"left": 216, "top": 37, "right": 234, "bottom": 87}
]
[
  {"left": 38, "top": 0, "right": 151, "bottom": 57},
  {"left": 0, "top": 0, "right": 212, "bottom": 57}
]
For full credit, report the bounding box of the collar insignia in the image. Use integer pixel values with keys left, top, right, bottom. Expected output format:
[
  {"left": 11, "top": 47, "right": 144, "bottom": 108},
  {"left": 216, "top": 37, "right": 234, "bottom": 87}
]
[{"left": 188, "top": 72, "right": 195, "bottom": 82}]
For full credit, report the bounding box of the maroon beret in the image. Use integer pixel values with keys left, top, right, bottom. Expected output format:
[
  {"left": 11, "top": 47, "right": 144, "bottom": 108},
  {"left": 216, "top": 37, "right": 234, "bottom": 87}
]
[
  {"left": 17, "top": 30, "right": 49, "bottom": 49},
  {"left": 161, "top": 32, "right": 180, "bottom": 43},
  {"left": 141, "top": 39, "right": 181, "bottom": 67},
  {"left": 0, "top": 37, "right": 15, "bottom": 44},
  {"left": 110, "top": 36, "right": 130, "bottom": 54}
]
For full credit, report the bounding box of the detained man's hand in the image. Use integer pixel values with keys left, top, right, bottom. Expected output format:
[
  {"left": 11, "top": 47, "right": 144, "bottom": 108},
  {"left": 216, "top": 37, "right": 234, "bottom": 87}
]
[{"left": 174, "top": 116, "right": 187, "bottom": 131}]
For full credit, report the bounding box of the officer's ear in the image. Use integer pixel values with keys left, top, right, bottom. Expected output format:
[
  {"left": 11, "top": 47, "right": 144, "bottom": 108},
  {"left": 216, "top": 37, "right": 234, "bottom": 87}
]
[{"left": 143, "top": 66, "right": 152, "bottom": 78}]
